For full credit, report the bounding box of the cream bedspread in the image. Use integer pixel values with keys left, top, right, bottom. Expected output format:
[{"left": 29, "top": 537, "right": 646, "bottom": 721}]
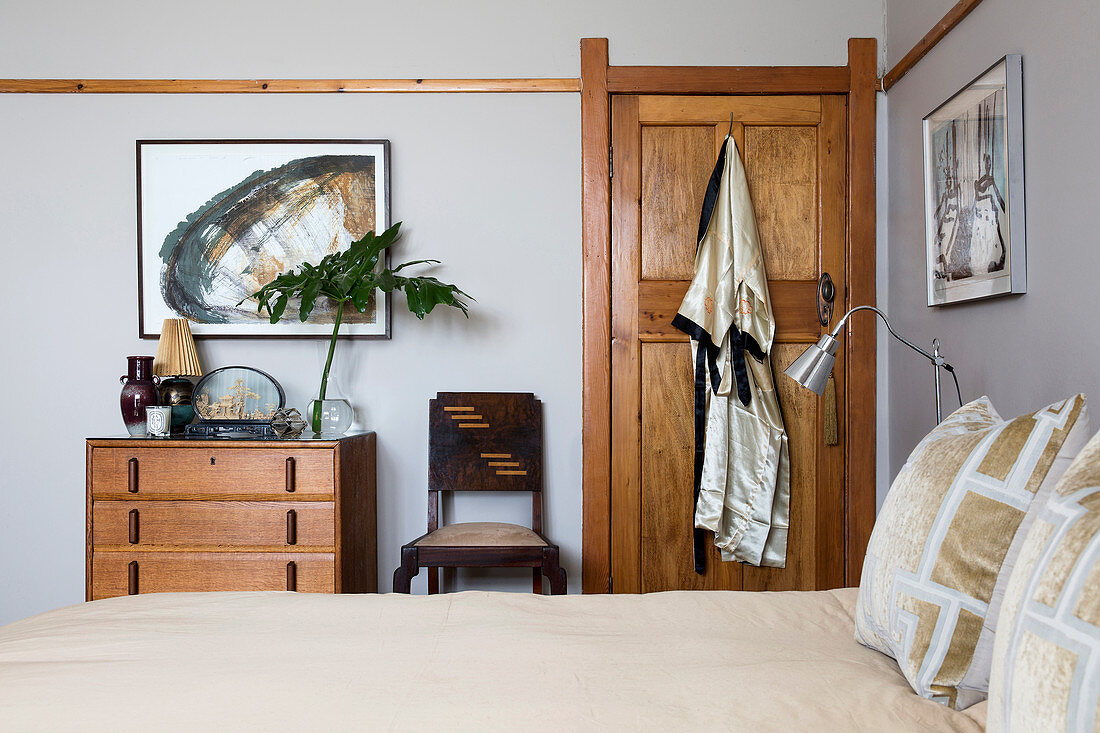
[{"left": 0, "top": 588, "right": 986, "bottom": 731}]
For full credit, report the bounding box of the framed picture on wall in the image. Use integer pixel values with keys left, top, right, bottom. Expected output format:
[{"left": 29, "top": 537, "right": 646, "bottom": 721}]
[
  {"left": 137, "top": 139, "right": 391, "bottom": 338},
  {"left": 923, "top": 55, "right": 1025, "bottom": 306}
]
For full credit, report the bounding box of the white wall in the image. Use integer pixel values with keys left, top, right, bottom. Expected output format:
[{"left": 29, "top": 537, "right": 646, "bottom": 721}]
[
  {"left": 0, "top": 0, "right": 883, "bottom": 625},
  {"left": 883, "top": 0, "right": 1100, "bottom": 480}
]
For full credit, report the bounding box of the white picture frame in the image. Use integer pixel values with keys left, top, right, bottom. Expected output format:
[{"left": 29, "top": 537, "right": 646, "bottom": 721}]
[{"left": 923, "top": 55, "right": 1025, "bottom": 306}]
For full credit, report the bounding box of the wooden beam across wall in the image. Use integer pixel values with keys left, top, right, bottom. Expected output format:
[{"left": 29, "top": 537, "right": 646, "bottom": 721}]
[
  {"left": 0, "top": 78, "right": 581, "bottom": 94},
  {"left": 607, "top": 65, "right": 850, "bottom": 95},
  {"left": 879, "top": 0, "right": 987, "bottom": 91}
]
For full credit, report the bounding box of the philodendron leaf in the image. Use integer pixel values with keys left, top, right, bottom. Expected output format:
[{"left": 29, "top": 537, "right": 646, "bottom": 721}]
[
  {"left": 403, "top": 280, "right": 427, "bottom": 319},
  {"left": 242, "top": 220, "right": 470, "bottom": 329},
  {"left": 376, "top": 270, "right": 398, "bottom": 292},
  {"left": 270, "top": 293, "right": 289, "bottom": 324},
  {"left": 351, "top": 283, "right": 375, "bottom": 313},
  {"left": 356, "top": 222, "right": 402, "bottom": 268},
  {"left": 391, "top": 259, "right": 439, "bottom": 273},
  {"left": 372, "top": 222, "right": 401, "bottom": 249},
  {"left": 418, "top": 278, "right": 470, "bottom": 317},
  {"left": 299, "top": 280, "right": 322, "bottom": 322},
  {"left": 334, "top": 272, "right": 357, "bottom": 298}
]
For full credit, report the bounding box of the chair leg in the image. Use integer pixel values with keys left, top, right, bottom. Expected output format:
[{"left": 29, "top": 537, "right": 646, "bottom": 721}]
[
  {"left": 392, "top": 546, "right": 419, "bottom": 593},
  {"left": 532, "top": 567, "right": 543, "bottom": 595},
  {"left": 541, "top": 547, "right": 567, "bottom": 595},
  {"left": 428, "top": 567, "right": 439, "bottom": 595}
]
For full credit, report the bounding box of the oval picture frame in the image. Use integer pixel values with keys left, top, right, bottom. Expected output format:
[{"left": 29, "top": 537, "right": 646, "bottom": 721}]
[{"left": 192, "top": 366, "right": 286, "bottom": 423}]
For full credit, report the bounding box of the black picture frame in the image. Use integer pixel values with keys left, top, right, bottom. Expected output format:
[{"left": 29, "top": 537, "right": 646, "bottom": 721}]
[{"left": 137, "top": 139, "right": 392, "bottom": 339}]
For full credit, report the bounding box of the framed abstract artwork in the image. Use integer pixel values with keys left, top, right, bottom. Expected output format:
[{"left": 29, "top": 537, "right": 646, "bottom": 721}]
[
  {"left": 923, "top": 55, "right": 1025, "bottom": 306},
  {"left": 137, "top": 139, "right": 391, "bottom": 338}
]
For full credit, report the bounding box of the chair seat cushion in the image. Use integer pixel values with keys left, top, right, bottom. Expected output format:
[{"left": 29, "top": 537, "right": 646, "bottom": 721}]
[{"left": 414, "top": 522, "right": 548, "bottom": 547}]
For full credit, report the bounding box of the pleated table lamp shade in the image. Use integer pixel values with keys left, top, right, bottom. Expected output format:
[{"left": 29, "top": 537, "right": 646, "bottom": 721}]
[{"left": 153, "top": 319, "right": 203, "bottom": 377}]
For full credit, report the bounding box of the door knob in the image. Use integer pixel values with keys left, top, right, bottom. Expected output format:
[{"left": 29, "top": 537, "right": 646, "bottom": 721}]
[{"left": 818, "top": 272, "right": 835, "bottom": 327}]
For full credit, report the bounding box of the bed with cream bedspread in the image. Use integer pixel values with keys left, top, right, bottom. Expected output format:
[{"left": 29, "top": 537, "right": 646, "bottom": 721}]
[{"left": 0, "top": 588, "right": 985, "bottom": 731}]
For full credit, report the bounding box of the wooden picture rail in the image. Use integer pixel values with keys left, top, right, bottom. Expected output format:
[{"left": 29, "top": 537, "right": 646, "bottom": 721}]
[
  {"left": 0, "top": 78, "right": 580, "bottom": 94},
  {"left": 2, "top": 0, "right": 988, "bottom": 97},
  {"left": 879, "top": 0, "right": 987, "bottom": 91}
]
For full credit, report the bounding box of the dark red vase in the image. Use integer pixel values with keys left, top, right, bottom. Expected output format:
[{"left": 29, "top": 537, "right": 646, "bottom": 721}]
[{"left": 120, "top": 356, "right": 159, "bottom": 436}]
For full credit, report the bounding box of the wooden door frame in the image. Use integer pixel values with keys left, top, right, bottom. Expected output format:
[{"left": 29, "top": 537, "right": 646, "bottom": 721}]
[{"left": 580, "top": 37, "right": 878, "bottom": 593}]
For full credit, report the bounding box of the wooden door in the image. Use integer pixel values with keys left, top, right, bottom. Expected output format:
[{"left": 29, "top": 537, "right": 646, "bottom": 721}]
[{"left": 610, "top": 94, "right": 848, "bottom": 593}]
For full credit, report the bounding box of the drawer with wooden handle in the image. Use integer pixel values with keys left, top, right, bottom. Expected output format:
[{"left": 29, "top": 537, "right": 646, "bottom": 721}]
[
  {"left": 90, "top": 551, "right": 335, "bottom": 599},
  {"left": 92, "top": 501, "right": 336, "bottom": 548},
  {"left": 88, "top": 447, "right": 335, "bottom": 498}
]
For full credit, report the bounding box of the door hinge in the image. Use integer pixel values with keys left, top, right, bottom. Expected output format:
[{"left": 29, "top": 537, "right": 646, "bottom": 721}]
[{"left": 609, "top": 145, "right": 613, "bottom": 179}]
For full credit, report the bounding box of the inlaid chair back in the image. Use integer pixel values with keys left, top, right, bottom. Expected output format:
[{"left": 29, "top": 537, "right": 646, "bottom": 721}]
[
  {"left": 393, "top": 391, "right": 565, "bottom": 595},
  {"left": 428, "top": 392, "right": 543, "bottom": 530}
]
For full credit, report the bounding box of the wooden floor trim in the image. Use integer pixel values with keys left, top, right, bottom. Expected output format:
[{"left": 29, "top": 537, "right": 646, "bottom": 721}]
[{"left": 0, "top": 78, "right": 581, "bottom": 94}]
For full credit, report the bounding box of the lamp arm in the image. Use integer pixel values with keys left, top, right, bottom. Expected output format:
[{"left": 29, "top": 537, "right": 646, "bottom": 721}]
[{"left": 828, "top": 305, "right": 951, "bottom": 371}]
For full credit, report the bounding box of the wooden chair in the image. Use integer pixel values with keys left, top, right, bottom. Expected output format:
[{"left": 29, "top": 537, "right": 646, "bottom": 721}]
[{"left": 393, "top": 392, "right": 567, "bottom": 595}]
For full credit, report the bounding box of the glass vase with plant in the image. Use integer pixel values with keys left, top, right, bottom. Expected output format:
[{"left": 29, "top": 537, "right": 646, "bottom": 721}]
[{"left": 243, "top": 222, "right": 470, "bottom": 433}]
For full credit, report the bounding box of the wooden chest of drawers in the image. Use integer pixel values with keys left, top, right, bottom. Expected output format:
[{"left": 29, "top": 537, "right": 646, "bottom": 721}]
[{"left": 86, "top": 433, "right": 376, "bottom": 600}]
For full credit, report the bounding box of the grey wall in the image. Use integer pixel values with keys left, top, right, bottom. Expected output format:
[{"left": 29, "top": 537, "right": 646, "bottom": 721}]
[
  {"left": 0, "top": 0, "right": 883, "bottom": 625},
  {"left": 883, "top": 0, "right": 1100, "bottom": 479}
]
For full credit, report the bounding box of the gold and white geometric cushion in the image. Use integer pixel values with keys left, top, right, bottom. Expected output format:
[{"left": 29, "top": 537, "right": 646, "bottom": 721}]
[
  {"left": 989, "top": 429, "right": 1100, "bottom": 731},
  {"left": 855, "top": 395, "right": 1089, "bottom": 709}
]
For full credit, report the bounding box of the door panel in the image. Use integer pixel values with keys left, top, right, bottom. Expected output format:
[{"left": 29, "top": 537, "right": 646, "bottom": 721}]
[
  {"left": 743, "top": 125, "right": 818, "bottom": 280},
  {"left": 640, "top": 341, "right": 701, "bottom": 591},
  {"left": 741, "top": 344, "right": 815, "bottom": 591},
  {"left": 640, "top": 126, "right": 717, "bottom": 281},
  {"left": 612, "top": 94, "right": 848, "bottom": 593},
  {"left": 640, "top": 341, "right": 745, "bottom": 592}
]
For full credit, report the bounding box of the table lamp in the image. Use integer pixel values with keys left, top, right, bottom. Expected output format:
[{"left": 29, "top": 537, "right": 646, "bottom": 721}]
[
  {"left": 783, "top": 305, "right": 962, "bottom": 423},
  {"left": 153, "top": 318, "right": 204, "bottom": 431}
]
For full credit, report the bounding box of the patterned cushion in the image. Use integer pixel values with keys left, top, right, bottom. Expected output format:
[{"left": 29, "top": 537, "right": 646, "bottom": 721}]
[
  {"left": 989, "top": 429, "right": 1100, "bottom": 731},
  {"left": 855, "top": 395, "right": 1089, "bottom": 709}
]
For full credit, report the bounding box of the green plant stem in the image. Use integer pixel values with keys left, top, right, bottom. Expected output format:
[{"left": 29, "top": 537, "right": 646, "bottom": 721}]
[{"left": 312, "top": 299, "right": 346, "bottom": 433}]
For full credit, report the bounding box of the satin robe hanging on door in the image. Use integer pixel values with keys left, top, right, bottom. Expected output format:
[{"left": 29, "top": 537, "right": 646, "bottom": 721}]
[{"left": 672, "top": 135, "right": 791, "bottom": 570}]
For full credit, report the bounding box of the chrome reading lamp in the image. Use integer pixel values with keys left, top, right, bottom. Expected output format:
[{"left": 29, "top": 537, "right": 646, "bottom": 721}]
[{"left": 783, "top": 306, "right": 963, "bottom": 423}]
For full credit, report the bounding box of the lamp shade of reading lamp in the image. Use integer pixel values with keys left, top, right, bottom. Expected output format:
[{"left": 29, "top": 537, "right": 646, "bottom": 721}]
[
  {"left": 783, "top": 333, "right": 840, "bottom": 396},
  {"left": 153, "top": 318, "right": 203, "bottom": 430},
  {"left": 783, "top": 305, "right": 962, "bottom": 423}
]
